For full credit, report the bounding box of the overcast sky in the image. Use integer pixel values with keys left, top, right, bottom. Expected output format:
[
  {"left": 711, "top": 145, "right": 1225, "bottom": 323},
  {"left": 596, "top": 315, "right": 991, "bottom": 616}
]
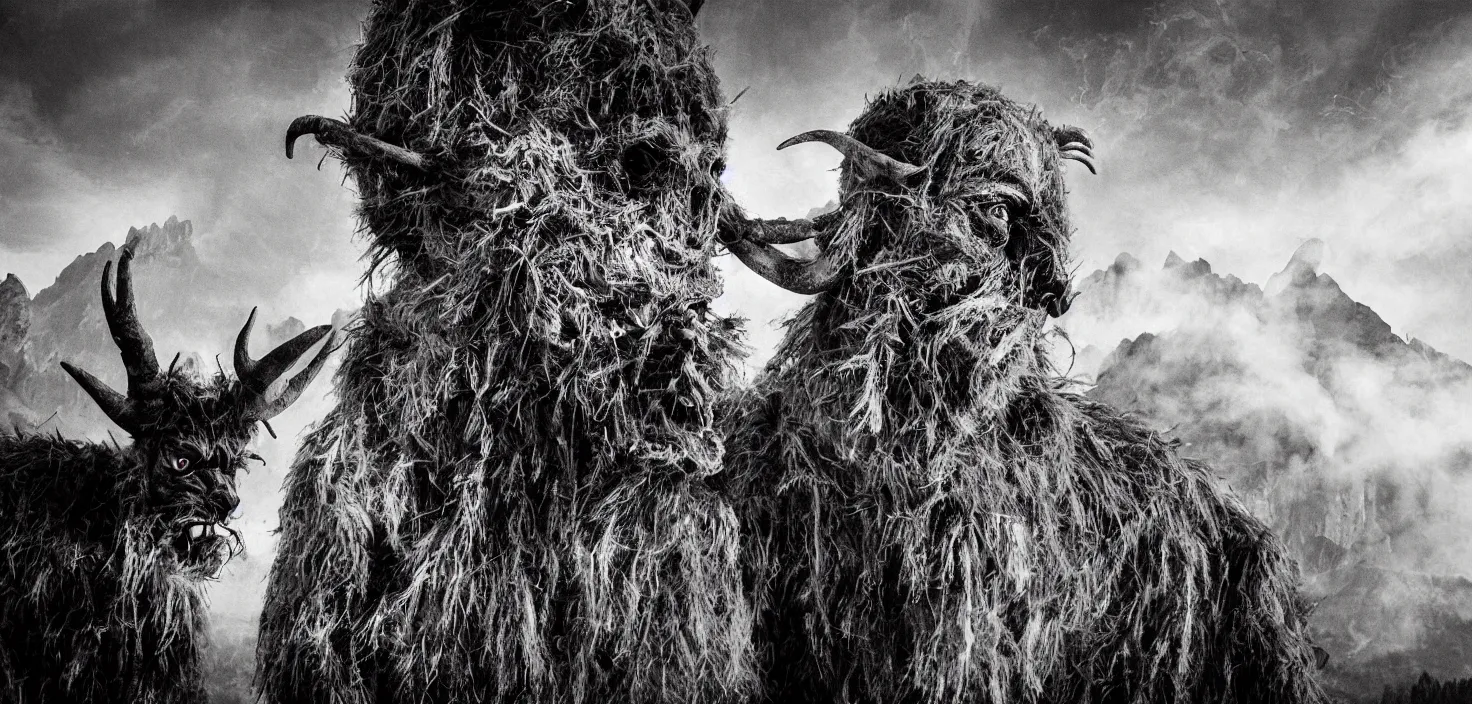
[{"left": 3, "top": 0, "right": 1472, "bottom": 363}]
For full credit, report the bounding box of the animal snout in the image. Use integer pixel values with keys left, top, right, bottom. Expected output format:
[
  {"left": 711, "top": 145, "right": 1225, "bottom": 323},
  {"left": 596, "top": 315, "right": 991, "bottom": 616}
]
[{"left": 212, "top": 490, "right": 242, "bottom": 521}]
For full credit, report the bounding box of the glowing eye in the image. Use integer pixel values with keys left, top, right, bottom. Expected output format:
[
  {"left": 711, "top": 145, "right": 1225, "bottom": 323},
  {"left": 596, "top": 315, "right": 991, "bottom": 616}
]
[
  {"left": 173, "top": 457, "right": 191, "bottom": 474},
  {"left": 987, "top": 203, "right": 1009, "bottom": 222}
]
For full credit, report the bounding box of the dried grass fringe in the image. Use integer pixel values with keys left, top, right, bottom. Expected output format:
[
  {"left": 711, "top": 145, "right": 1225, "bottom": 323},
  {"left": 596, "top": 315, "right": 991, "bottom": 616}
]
[{"left": 259, "top": 3, "right": 753, "bottom": 704}]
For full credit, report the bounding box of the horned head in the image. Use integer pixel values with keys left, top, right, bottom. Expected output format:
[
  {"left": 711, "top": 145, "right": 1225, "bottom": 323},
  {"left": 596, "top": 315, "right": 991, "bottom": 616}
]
[
  {"left": 720, "top": 80, "right": 1095, "bottom": 318},
  {"left": 59, "top": 245, "right": 336, "bottom": 575}
]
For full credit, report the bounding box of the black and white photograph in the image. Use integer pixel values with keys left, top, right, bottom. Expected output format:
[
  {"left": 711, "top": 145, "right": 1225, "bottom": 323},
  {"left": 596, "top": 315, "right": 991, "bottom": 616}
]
[{"left": 1, "top": 1, "right": 1470, "bottom": 702}]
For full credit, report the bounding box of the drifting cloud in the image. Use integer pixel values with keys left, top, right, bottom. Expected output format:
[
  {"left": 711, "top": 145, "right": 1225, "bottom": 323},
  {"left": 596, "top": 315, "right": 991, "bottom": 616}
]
[{"left": 0, "top": 0, "right": 368, "bottom": 323}]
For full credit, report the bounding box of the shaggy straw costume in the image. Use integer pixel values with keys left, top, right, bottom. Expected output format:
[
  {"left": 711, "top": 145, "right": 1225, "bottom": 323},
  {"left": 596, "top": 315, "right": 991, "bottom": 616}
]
[
  {"left": 721, "top": 81, "right": 1329, "bottom": 704},
  {"left": 0, "top": 247, "right": 333, "bottom": 703},
  {"left": 259, "top": 2, "right": 751, "bottom": 703}
]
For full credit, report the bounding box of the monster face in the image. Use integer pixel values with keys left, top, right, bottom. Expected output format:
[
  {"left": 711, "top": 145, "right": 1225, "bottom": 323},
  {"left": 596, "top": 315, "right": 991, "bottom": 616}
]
[
  {"left": 60, "top": 247, "right": 336, "bottom": 576},
  {"left": 720, "top": 80, "right": 1096, "bottom": 318}
]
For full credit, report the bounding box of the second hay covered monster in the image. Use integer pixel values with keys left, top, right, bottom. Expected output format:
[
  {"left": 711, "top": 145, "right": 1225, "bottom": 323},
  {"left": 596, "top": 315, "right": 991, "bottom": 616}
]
[
  {"left": 720, "top": 81, "right": 1329, "bottom": 704},
  {"left": 259, "top": 2, "right": 752, "bottom": 703}
]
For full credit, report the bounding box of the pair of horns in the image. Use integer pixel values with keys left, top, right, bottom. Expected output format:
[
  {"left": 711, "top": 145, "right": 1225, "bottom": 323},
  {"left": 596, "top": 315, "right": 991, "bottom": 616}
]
[
  {"left": 61, "top": 247, "right": 336, "bottom": 435},
  {"left": 1054, "top": 124, "right": 1097, "bottom": 174},
  {"left": 233, "top": 308, "right": 336, "bottom": 425},
  {"left": 719, "top": 130, "right": 927, "bottom": 295},
  {"left": 724, "top": 125, "right": 1097, "bottom": 315}
]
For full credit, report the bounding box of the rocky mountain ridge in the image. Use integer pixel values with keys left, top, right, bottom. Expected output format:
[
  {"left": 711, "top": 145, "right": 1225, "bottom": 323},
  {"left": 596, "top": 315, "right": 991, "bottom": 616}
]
[{"left": 1067, "top": 242, "right": 1472, "bottom": 700}]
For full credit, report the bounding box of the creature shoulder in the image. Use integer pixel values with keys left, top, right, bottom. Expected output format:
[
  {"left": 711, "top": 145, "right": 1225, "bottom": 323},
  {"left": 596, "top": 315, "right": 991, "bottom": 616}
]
[
  {"left": 1057, "top": 392, "right": 1202, "bottom": 478},
  {"left": 0, "top": 433, "right": 124, "bottom": 489}
]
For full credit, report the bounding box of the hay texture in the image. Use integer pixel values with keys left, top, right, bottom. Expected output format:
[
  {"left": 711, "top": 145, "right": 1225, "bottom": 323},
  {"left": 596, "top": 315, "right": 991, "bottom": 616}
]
[
  {"left": 0, "top": 370, "right": 259, "bottom": 703},
  {"left": 722, "top": 80, "right": 1329, "bottom": 704},
  {"left": 258, "top": 2, "right": 751, "bottom": 703}
]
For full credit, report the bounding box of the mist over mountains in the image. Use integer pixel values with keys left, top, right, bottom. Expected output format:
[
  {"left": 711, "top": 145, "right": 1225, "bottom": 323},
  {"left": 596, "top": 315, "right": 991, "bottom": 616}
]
[{"left": 1061, "top": 242, "right": 1472, "bottom": 699}]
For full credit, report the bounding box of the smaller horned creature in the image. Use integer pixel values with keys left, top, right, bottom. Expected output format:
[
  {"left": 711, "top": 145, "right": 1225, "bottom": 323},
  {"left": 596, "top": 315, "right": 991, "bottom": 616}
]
[{"left": 0, "top": 246, "right": 336, "bottom": 704}]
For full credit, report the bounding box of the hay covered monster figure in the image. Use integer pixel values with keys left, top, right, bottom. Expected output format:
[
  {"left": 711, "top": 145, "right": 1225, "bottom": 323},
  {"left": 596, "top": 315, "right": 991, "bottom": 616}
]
[
  {"left": 261, "top": 2, "right": 751, "bottom": 704},
  {"left": 722, "top": 81, "right": 1328, "bottom": 704},
  {"left": 0, "top": 246, "right": 335, "bottom": 703}
]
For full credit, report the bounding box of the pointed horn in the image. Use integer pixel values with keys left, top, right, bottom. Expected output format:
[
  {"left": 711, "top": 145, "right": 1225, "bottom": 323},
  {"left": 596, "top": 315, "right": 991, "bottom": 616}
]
[
  {"left": 719, "top": 201, "right": 849, "bottom": 293},
  {"left": 724, "top": 236, "right": 847, "bottom": 295},
  {"left": 1061, "top": 151, "right": 1097, "bottom": 175},
  {"left": 1054, "top": 124, "right": 1098, "bottom": 174},
  {"left": 286, "top": 115, "right": 430, "bottom": 171},
  {"left": 1058, "top": 142, "right": 1092, "bottom": 157},
  {"left": 233, "top": 307, "right": 260, "bottom": 381},
  {"left": 101, "top": 248, "right": 161, "bottom": 395},
  {"left": 61, "top": 361, "right": 139, "bottom": 432},
  {"left": 236, "top": 315, "right": 332, "bottom": 398},
  {"left": 778, "top": 130, "right": 924, "bottom": 187},
  {"left": 250, "top": 327, "right": 337, "bottom": 422}
]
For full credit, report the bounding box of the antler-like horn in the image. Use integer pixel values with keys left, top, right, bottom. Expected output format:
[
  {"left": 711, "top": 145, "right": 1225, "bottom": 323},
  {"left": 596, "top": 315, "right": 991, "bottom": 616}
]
[
  {"left": 60, "top": 362, "right": 137, "bottom": 431},
  {"left": 720, "top": 205, "right": 848, "bottom": 294},
  {"left": 234, "top": 307, "right": 336, "bottom": 422},
  {"left": 101, "top": 247, "right": 161, "bottom": 395},
  {"left": 1053, "top": 124, "right": 1098, "bottom": 175},
  {"left": 61, "top": 246, "right": 160, "bottom": 432},
  {"left": 778, "top": 130, "right": 925, "bottom": 187},
  {"left": 286, "top": 115, "right": 430, "bottom": 171}
]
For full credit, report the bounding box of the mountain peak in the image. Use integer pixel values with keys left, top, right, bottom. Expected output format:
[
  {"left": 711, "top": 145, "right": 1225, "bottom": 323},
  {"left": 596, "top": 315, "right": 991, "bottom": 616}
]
[
  {"left": 1109, "top": 252, "right": 1142, "bottom": 276},
  {"left": 1289, "top": 238, "right": 1327, "bottom": 272},
  {"left": 1, "top": 274, "right": 27, "bottom": 299},
  {"left": 124, "top": 217, "right": 195, "bottom": 262},
  {"left": 0, "top": 273, "right": 30, "bottom": 364},
  {"left": 1265, "top": 238, "right": 1327, "bottom": 296},
  {"left": 1163, "top": 253, "right": 1213, "bottom": 280}
]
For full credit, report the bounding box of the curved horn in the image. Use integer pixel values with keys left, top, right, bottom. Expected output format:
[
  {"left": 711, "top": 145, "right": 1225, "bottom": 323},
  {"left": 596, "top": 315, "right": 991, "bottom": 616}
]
[
  {"left": 101, "top": 247, "right": 161, "bottom": 396},
  {"left": 286, "top": 115, "right": 430, "bottom": 171},
  {"left": 1061, "top": 151, "right": 1097, "bottom": 175},
  {"left": 253, "top": 328, "right": 335, "bottom": 421},
  {"left": 719, "top": 202, "right": 849, "bottom": 294},
  {"left": 1053, "top": 125, "right": 1098, "bottom": 175},
  {"left": 746, "top": 218, "right": 822, "bottom": 245},
  {"left": 1058, "top": 142, "right": 1092, "bottom": 157},
  {"left": 234, "top": 308, "right": 337, "bottom": 421},
  {"left": 61, "top": 361, "right": 139, "bottom": 432},
  {"left": 725, "top": 237, "right": 848, "bottom": 295},
  {"left": 778, "top": 130, "right": 925, "bottom": 187}
]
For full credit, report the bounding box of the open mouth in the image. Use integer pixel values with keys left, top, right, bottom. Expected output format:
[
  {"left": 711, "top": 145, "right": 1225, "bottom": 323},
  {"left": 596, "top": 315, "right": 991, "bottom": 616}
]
[{"left": 173, "top": 521, "right": 230, "bottom": 570}]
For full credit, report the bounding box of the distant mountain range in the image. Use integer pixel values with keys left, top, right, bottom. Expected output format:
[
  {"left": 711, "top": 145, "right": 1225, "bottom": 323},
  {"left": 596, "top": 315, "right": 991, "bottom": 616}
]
[
  {"left": 1064, "top": 242, "right": 1472, "bottom": 700},
  {"left": 5, "top": 223, "right": 1468, "bottom": 701}
]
